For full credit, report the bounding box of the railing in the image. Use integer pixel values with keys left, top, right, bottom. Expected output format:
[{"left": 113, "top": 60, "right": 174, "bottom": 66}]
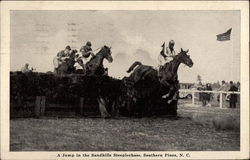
[{"left": 179, "top": 89, "right": 240, "bottom": 109}]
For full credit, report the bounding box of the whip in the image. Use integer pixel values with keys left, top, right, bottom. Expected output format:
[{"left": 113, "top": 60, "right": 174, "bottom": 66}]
[{"left": 92, "top": 47, "right": 102, "bottom": 53}]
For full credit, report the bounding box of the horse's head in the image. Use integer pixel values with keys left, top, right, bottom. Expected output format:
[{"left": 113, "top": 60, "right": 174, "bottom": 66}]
[
  {"left": 69, "top": 49, "right": 78, "bottom": 59},
  {"left": 100, "top": 45, "right": 113, "bottom": 63},
  {"left": 175, "top": 48, "right": 193, "bottom": 67}
]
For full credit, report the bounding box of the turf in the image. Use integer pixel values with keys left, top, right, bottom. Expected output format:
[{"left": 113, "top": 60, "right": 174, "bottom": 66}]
[{"left": 10, "top": 105, "right": 240, "bottom": 151}]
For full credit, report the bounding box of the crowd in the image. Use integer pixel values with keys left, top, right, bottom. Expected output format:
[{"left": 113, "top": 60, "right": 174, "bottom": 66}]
[{"left": 197, "top": 80, "right": 240, "bottom": 108}]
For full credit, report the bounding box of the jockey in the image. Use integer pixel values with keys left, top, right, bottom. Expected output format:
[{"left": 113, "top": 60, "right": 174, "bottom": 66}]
[
  {"left": 57, "top": 45, "right": 71, "bottom": 59},
  {"left": 158, "top": 40, "right": 176, "bottom": 66},
  {"left": 53, "top": 45, "right": 71, "bottom": 72},
  {"left": 79, "top": 41, "right": 95, "bottom": 64}
]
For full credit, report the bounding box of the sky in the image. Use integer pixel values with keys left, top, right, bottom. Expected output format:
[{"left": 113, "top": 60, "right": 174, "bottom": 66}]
[{"left": 10, "top": 10, "right": 240, "bottom": 83}]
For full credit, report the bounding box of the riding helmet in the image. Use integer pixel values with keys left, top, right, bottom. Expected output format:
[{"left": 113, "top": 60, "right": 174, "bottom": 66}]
[
  {"left": 169, "top": 40, "right": 175, "bottom": 45},
  {"left": 65, "top": 45, "right": 71, "bottom": 50},
  {"left": 86, "top": 41, "right": 92, "bottom": 46}
]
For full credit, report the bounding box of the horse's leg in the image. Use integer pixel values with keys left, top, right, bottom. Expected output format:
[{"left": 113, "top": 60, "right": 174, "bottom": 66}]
[
  {"left": 167, "top": 90, "right": 179, "bottom": 104},
  {"left": 82, "top": 64, "right": 86, "bottom": 75},
  {"left": 97, "top": 96, "right": 111, "bottom": 118},
  {"left": 111, "top": 100, "right": 119, "bottom": 117},
  {"left": 161, "top": 80, "right": 171, "bottom": 98},
  {"left": 57, "top": 66, "right": 61, "bottom": 75}
]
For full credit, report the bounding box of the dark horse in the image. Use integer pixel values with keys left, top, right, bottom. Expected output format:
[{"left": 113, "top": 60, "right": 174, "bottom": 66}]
[
  {"left": 126, "top": 48, "right": 193, "bottom": 99},
  {"left": 85, "top": 45, "right": 113, "bottom": 76},
  {"left": 57, "top": 49, "right": 78, "bottom": 75},
  {"left": 97, "top": 48, "right": 193, "bottom": 117}
]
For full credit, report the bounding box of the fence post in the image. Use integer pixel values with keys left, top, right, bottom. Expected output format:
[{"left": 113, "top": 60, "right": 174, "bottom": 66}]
[
  {"left": 80, "top": 97, "right": 84, "bottom": 115},
  {"left": 220, "top": 92, "right": 223, "bottom": 109},
  {"left": 35, "top": 96, "right": 41, "bottom": 117},
  {"left": 40, "top": 96, "right": 46, "bottom": 116},
  {"left": 192, "top": 90, "right": 195, "bottom": 105}
]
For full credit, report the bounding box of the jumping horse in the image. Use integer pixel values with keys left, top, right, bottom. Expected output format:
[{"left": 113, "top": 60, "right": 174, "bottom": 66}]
[
  {"left": 56, "top": 46, "right": 113, "bottom": 76},
  {"left": 56, "top": 49, "right": 78, "bottom": 75},
  {"left": 126, "top": 48, "right": 193, "bottom": 100},
  {"left": 97, "top": 48, "right": 193, "bottom": 117},
  {"left": 85, "top": 45, "right": 113, "bottom": 76}
]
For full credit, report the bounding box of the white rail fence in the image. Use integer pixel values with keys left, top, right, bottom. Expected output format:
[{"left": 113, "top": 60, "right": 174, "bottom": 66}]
[{"left": 179, "top": 89, "right": 240, "bottom": 109}]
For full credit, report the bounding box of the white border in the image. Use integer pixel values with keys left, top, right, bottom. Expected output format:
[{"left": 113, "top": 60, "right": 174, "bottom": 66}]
[{"left": 1, "top": 1, "right": 249, "bottom": 160}]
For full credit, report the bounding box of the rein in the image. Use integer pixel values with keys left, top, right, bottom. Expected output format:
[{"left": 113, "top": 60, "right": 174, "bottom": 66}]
[{"left": 93, "top": 47, "right": 102, "bottom": 53}]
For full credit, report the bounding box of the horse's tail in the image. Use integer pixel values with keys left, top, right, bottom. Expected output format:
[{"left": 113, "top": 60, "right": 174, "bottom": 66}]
[{"left": 127, "top": 61, "right": 142, "bottom": 73}]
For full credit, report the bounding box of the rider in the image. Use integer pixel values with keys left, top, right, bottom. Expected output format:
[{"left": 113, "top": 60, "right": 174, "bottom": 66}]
[
  {"left": 79, "top": 41, "right": 95, "bottom": 64},
  {"left": 158, "top": 40, "right": 176, "bottom": 66},
  {"left": 158, "top": 40, "right": 178, "bottom": 103},
  {"left": 54, "top": 45, "right": 71, "bottom": 72},
  {"left": 58, "top": 45, "right": 71, "bottom": 57}
]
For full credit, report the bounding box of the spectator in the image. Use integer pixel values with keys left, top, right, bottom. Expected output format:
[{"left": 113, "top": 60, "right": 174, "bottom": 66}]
[
  {"left": 197, "top": 83, "right": 203, "bottom": 101},
  {"left": 236, "top": 81, "right": 240, "bottom": 106},
  {"left": 206, "top": 83, "right": 212, "bottom": 107},
  {"left": 201, "top": 83, "right": 212, "bottom": 107},
  {"left": 200, "top": 85, "right": 207, "bottom": 106},
  {"left": 228, "top": 81, "right": 238, "bottom": 108},
  {"left": 21, "top": 63, "right": 30, "bottom": 73},
  {"left": 236, "top": 81, "right": 240, "bottom": 92},
  {"left": 217, "top": 80, "right": 227, "bottom": 102}
]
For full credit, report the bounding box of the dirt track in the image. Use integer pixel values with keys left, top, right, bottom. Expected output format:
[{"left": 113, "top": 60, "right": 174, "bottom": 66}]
[{"left": 10, "top": 104, "right": 240, "bottom": 151}]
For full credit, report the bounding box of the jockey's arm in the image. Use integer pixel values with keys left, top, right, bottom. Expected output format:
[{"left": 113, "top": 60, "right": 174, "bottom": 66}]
[
  {"left": 90, "top": 51, "right": 95, "bottom": 57},
  {"left": 160, "top": 50, "right": 167, "bottom": 59},
  {"left": 87, "top": 47, "right": 95, "bottom": 57},
  {"left": 165, "top": 49, "right": 172, "bottom": 57},
  {"left": 57, "top": 52, "right": 63, "bottom": 60}
]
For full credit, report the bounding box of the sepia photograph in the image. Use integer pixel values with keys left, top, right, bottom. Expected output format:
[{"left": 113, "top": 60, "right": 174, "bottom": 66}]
[{"left": 1, "top": 1, "right": 249, "bottom": 160}]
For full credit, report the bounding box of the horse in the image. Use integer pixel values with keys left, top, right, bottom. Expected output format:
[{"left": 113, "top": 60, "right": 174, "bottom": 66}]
[
  {"left": 57, "top": 49, "right": 78, "bottom": 75},
  {"left": 126, "top": 48, "right": 193, "bottom": 100},
  {"left": 97, "top": 48, "right": 193, "bottom": 117},
  {"left": 85, "top": 45, "right": 113, "bottom": 76},
  {"left": 127, "top": 48, "right": 193, "bottom": 84}
]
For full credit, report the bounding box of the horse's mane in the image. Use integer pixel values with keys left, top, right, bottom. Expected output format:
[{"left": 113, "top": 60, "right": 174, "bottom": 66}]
[
  {"left": 89, "top": 49, "right": 101, "bottom": 61},
  {"left": 162, "top": 50, "right": 184, "bottom": 71},
  {"left": 87, "top": 47, "right": 105, "bottom": 63}
]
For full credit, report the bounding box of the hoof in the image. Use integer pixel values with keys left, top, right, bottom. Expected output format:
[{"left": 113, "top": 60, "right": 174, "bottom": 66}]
[
  {"left": 162, "top": 93, "right": 170, "bottom": 99},
  {"left": 167, "top": 100, "right": 172, "bottom": 104}
]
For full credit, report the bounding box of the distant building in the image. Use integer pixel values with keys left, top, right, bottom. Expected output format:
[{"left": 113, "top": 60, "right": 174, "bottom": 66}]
[{"left": 179, "top": 83, "right": 194, "bottom": 89}]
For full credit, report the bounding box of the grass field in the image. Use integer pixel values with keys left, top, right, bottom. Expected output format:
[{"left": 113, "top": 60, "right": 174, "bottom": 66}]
[{"left": 10, "top": 101, "right": 240, "bottom": 151}]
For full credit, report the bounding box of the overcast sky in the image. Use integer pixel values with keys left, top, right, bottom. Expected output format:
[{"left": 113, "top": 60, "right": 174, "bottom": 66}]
[{"left": 10, "top": 10, "right": 240, "bottom": 83}]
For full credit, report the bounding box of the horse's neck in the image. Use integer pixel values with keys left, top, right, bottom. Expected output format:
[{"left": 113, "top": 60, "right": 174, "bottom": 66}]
[
  {"left": 161, "top": 58, "right": 180, "bottom": 82},
  {"left": 94, "top": 53, "right": 104, "bottom": 66},
  {"left": 165, "top": 58, "right": 181, "bottom": 74},
  {"left": 171, "top": 58, "right": 181, "bottom": 74}
]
